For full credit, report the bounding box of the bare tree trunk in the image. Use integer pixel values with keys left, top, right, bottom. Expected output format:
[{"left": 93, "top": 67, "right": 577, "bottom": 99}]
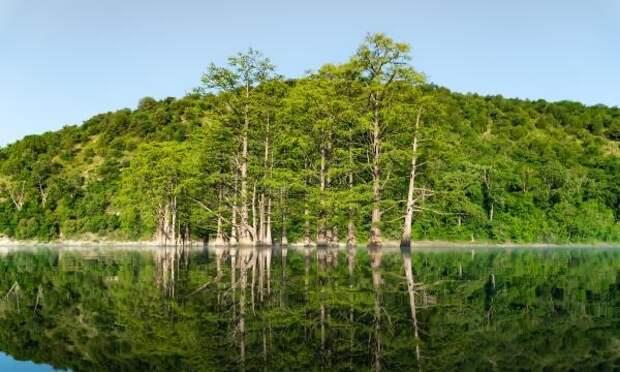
[
  {"left": 267, "top": 126, "right": 274, "bottom": 246},
  {"left": 325, "top": 136, "right": 334, "bottom": 245},
  {"left": 401, "top": 107, "right": 422, "bottom": 250},
  {"left": 329, "top": 226, "right": 338, "bottom": 247},
  {"left": 4, "top": 181, "right": 26, "bottom": 211},
  {"left": 171, "top": 194, "right": 178, "bottom": 246},
  {"left": 252, "top": 182, "right": 257, "bottom": 240},
  {"left": 38, "top": 182, "right": 48, "bottom": 207},
  {"left": 258, "top": 193, "right": 265, "bottom": 244},
  {"left": 231, "top": 207, "right": 238, "bottom": 245},
  {"left": 302, "top": 160, "right": 312, "bottom": 246},
  {"left": 281, "top": 222, "right": 288, "bottom": 246},
  {"left": 239, "top": 94, "right": 252, "bottom": 245},
  {"left": 215, "top": 188, "right": 226, "bottom": 245},
  {"left": 155, "top": 203, "right": 164, "bottom": 245},
  {"left": 231, "top": 171, "right": 239, "bottom": 245},
  {"left": 370, "top": 100, "right": 382, "bottom": 247},
  {"left": 482, "top": 168, "right": 494, "bottom": 222},
  {"left": 215, "top": 215, "right": 225, "bottom": 245},
  {"left": 326, "top": 228, "right": 333, "bottom": 248},
  {"left": 280, "top": 189, "right": 288, "bottom": 246},
  {"left": 347, "top": 145, "right": 356, "bottom": 247},
  {"left": 185, "top": 224, "right": 191, "bottom": 251},
  {"left": 162, "top": 200, "right": 171, "bottom": 247},
  {"left": 265, "top": 197, "right": 272, "bottom": 245},
  {"left": 317, "top": 145, "right": 327, "bottom": 246},
  {"left": 263, "top": 115, "right": 271, "bottom": 245},
  {"left": 346, "top": 216, "right": 355, "bottom": 245}
]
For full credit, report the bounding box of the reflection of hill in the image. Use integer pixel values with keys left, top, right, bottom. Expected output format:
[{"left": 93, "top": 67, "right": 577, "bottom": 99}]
[{"left": 0, "top": 248, "right": 620, "bottom": 370}]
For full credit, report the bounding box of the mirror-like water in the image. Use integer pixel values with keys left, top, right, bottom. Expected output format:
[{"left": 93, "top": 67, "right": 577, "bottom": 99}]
[{"left": 0, "top": 245, "right": 619, "bottom": 371}]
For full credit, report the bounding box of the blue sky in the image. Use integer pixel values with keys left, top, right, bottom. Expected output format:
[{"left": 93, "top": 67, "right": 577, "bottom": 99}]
[
  {"left": 1, "top": 0, "right": 618, "bottom": 146},
  {"left": 0, "top": 353, "right": 55, "bottom": 371}
]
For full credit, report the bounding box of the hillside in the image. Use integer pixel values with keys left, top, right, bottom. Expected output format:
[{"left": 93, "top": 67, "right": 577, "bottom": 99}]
[{"left": 1, "top": 35, "right": 619, "bottom": 244}]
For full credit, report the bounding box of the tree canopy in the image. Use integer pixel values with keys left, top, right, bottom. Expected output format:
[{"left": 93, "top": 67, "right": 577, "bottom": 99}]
[{"left": 0, "top": 33, "right": 618, "bottom": 244}]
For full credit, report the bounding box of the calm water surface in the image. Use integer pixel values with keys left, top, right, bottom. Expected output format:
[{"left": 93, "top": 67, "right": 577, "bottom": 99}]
[{"left": 0, "top": 245, "right": 619, "bottom": 371}]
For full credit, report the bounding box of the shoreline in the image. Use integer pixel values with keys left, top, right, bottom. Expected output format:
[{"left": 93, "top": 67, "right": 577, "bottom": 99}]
[{"left": 1, "top": 237, "right": 619, "bottom": 250}]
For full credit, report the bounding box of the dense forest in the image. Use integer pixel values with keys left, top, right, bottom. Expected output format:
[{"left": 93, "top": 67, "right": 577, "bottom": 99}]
[{"left": 0, "top": 33, "right": 619, "bottom": 244}]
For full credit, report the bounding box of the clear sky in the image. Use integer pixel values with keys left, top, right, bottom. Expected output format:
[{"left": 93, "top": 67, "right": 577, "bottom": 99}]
[{"left": 1, "top": 0, "right": 618, "bottom": 146}]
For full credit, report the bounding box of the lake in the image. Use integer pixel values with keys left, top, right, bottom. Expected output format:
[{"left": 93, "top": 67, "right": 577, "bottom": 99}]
[{"left": 0, "top": 245, "right": 619, "bottom": 371}]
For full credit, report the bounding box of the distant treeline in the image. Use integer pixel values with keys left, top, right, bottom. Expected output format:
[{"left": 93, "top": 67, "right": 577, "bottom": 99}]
[{"left": 0, "top": 33, "right": 619, "bottom": 244}]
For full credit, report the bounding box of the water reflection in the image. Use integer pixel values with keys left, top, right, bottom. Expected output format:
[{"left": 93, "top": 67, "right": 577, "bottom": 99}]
[
  {"left": 0, "top": 246, "right": 620, "bottom": 371},
  {"left": 370, "top": 246, "right": 383, "bottom": 372},
  {"left": 155, "top": 245, "right": 191, "bottom": 298},
  {"left": 401, "top": 245, "right": 421, "bottom": 370}
]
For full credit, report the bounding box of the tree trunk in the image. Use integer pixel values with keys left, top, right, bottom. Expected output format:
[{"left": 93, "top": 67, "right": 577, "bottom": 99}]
[
  {"left": 156, "top": 202, "right": 166, "bottom": 245},
  {"left": 215, "top": 187, "right": 226, "bottom": 245},
  {"left": 281, "top": 220, "right": 288, "bottom": 246},
  {"left": 331, "top": 226, "right": 339, "bottom": 247},
  {"left": 5, "top": 181, "right": 26, "bottom": 211},
  {"left": 231, "top": 171, "right": 239, "bottom": 245},
  {"left": 347, "top": 145, "right": 356, "bottom": 247},
  {"left": 370, "top": 100, "right": 382, "bottom": 247},
  {"left": 401, "top": 107, "right": 422, "bottom": 250},
  {"left": 215, "top": 215, "right": 225, "bottom": 245},
  {"left": 257, "top": 114, "right": 272, "bottom": 246},
  {"left": 482, "top": 168, "right": 494, "bottom": 222},
  {"left": 317, "top": 145, "right": 327, "bottom": 246},
  {"left": 162, "top": 199, "right": 171, "bottom": 246},
  {"left": 239, "top": 95, "right": 252, "bottom": 245},
  {"left": 38, "top": 182, "right": 48, "bottom": 207},
  {"left": 258, "top": 193, "right": 265, "bottom": 244},
  {"left": 171, "top": 194, "right": 178, "bottom": 246},
  {"left": 325, "top": 135, "right": 334, "bottom": 245},
  {"left": 280, "top": 189, "right": 288, "bottom": 246},
  {"left": 252, "top": 182, "right": 257, "bottom": 239},
  {"left": 265, "top": 197, "right": 272, "bottom": 245},
  {"left": 304, "top": 207, "right": 311, "bottom": 246},
  {"left": 303, "top": 160, "right": 312, "bottom": 246}
]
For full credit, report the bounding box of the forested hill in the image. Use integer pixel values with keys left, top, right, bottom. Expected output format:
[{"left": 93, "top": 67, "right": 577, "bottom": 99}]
[{"left": 1, "top": 35, "right": 619, "bottom": 244}]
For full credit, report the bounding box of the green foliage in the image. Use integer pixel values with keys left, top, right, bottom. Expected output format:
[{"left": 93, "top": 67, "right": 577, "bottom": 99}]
[{"left": 0, "top": 34, "right": 618, "bottom": 243}]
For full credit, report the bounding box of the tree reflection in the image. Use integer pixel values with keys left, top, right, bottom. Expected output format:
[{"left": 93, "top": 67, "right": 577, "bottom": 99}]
[
  {"left": 401, "top": 244, "right": 422, "bottom": 371},
  {"left": 0, "top": 247, "right": 619, "bottom": 371},
  {"left": 369, "top": 246, "right": 383, "bottom": 372},
  {"left": 155, "top": 245, "right": 191, "bottom": 298}
]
